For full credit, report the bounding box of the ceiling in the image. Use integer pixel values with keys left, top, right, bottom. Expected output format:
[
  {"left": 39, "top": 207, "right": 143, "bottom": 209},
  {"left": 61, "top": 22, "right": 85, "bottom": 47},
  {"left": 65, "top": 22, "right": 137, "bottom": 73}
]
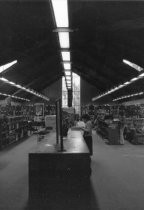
[{"left": 0, "top": 0, "right": 144, "bottom": 103}]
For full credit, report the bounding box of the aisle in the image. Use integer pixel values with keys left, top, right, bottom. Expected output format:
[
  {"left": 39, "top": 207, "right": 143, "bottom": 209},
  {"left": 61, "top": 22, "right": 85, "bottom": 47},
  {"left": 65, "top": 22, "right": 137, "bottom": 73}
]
[
  {"left": 0, "top": 132, "right": 144, "bottom": 210},
  {"left": 91, "top": 131, "right": 144, "bottom": 210},
  {"left": 0, "top": 135, "right": 38, "bottom": 210}
]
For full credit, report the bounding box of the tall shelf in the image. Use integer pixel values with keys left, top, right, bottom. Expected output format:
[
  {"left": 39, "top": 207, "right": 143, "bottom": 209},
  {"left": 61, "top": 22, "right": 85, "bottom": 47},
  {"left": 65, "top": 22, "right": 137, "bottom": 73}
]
[
  {"left": 0, "top": 115, "right": 30, "bottom": 149},
  {"left": 0, "top": 104, "right": 35, "bottom": 149},
  {"left": 0, "top": 103, "right": 57, "bottom": 149}
]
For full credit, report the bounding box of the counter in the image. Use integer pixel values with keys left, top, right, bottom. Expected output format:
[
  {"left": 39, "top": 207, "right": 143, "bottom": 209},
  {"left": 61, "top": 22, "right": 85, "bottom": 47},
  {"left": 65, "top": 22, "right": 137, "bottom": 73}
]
[{"left": 29, "top": 129, "right": 91, "bottom": 196}]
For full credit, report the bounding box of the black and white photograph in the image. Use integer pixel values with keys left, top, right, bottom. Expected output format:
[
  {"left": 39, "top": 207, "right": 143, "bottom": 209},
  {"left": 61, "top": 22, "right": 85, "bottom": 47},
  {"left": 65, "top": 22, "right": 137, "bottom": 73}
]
[{"left": 0, "top": 0, "right": 144, "bottom": 210}]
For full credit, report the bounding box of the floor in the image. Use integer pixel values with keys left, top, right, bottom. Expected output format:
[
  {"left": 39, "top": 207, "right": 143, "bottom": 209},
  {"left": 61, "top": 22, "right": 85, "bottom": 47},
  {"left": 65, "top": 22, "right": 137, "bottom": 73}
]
[{"left": 0, "top": 132, "right": 144, "bottom": 210}]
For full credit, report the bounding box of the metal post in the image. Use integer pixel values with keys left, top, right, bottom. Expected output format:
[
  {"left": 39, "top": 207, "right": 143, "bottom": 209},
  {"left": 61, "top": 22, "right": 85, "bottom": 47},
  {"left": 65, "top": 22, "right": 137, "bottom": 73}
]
[
  {"left": 59, "top": 99, "right": 64, "bottom": 151},
  {"left": 56, "top": 101, "right": 59, "bottom": 145}
]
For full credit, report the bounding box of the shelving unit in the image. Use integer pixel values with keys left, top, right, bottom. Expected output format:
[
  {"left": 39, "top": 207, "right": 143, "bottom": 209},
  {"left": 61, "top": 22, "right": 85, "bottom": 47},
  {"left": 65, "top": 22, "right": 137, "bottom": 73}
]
[
  {"left": 0, "top": 104, "right": 34, "bottom": 149},
  {"left": 0, "top": 103, "right": 57, "bottom": 149},
  {"left": 124, "top": 118, "right": 144, "bottom": 144},
  {"left": 0, "top": 115, "right": 30, "bottom": 149}
]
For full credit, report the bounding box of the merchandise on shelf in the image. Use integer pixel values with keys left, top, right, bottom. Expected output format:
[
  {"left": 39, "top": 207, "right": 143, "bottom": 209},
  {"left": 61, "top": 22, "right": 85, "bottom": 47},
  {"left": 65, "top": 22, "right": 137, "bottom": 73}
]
[
  {"left": 0, "top": 115, "right": 30, "bottom": 149},
  {"left": 88, "top": 104, "right": 144, "bottom": 145},
  {"left": 44, "top": 105, "right": 56, "bottom": 115},
  {"left": 0, "top": 103, "right": 57, "bottom": 149},
  {"left": 81, "top": 104, "right": 144, "bottom": 119},
  {"left": 124, "top": 118, "right": 144, "bottom": 144}
]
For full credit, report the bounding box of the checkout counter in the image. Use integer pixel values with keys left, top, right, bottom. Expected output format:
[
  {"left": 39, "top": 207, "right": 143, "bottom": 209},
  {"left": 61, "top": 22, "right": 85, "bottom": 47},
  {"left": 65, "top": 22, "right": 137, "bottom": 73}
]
[{"left": 29, "top": 128, "right": 91, "bottom": 196}]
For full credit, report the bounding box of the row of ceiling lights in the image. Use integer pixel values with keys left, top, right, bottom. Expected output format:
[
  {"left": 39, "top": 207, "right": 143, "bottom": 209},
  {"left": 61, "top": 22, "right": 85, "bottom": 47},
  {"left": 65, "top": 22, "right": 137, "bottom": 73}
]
[
  {"left": 0, "top": 60, "right": 17, "bottom": 73},
  {"left": 123, "top": 59, "right": 143, "bottom": 72},
  {"left": 51, "top": 0, "right": 72, "bottom": 90},
  {"left": 0, "top": 92, "right": 30, "bottom": 102},
  {"left": 0, "top": 60, "right": 49, "bottom": 102},
  {"left": 113, "top": 92, "right": 144, "bottom": 102},
  {"left": 0, "top": 77, "right": 49, "bottom": 101},
  {"left": 92, "top": 60, "right": 144, "bottom": 102},
  {"left": 113, "top": 59, "right": 144, "bottom": 102}
]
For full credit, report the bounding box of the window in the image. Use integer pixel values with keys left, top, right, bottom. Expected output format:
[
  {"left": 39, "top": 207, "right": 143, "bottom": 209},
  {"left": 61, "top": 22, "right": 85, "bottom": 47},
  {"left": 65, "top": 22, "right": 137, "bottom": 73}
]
[{"left": 62, "top": 73, "right": 80, "bottom": 114}]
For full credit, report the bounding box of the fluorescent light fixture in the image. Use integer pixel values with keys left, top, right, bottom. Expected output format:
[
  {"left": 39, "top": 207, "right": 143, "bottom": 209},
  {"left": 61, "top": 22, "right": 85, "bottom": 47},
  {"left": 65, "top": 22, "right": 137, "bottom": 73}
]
[
  {"left": 15, "top": 84, "right": 22, "bottom": 88},
  {"left": 0, "top": 77, "right": 8, "bottom": 82},
  {"left": 0, "top": 60, "right": 17, "bottom": 73},
  {"left": 58, "top": 32, "right": 70, "bottom": 48},
  {"left": 65, "top": 75, "right": 71, "bottom": 79},
  {"left": 51, "top": 0, "right": 71, "bottom": 91},
  {"left": 108, "top": 90, "right": 113, "bottom": 93},
  {"left": 138, "top": 73, "right": 144, "bottom": 78},
  {"left": 131, "top": 77, "right": 138, "bottom": 82},
  {"left": 113, "top": 91, "right": 144, "bottom": 102},
  {"left": 51, "top": 0, "right": 68, "bottom": 28},
  {"left": 113, "top": 87, "right": 118, "bottom": 91},
  {"left": 123, "top": 59, "right": 143, "bottom": 72},
  {"left": 63, "top": 62, "right": 71, "bottom": 70},
  {"left": 66, "top": 80, "right": 71, "bottom": 83},
  {"left": 119, "top": 84, "right": 124, "bottom": 88},
  {"left": 66, "top": 82, "right": 71, "bottom": 85},
  {"left": 61, "top": 51, "right": 70, "bottom": 61},
  {"left": 124, "top": 81, "right": 130, "bottom": 85},
  {"left": 0, "top": 92, "right": 29, "bottom": 102},
  {"left": 92, "top": 72, "right": 144, "bottom": 102},
  {"left": 0, "top": 77, "right": 49, "bottom": 101},
  {"left": 66, "top": 78, "right": 71, "bottom": 81},
  {"left": 65, "top": 71, "right": 71, "bottom": 76},
  {"left": 9, "top": 81, "right": 15, "bottom": 85},
  {"left": 66, "top": 81, "right": 71, "bottom": 84}
]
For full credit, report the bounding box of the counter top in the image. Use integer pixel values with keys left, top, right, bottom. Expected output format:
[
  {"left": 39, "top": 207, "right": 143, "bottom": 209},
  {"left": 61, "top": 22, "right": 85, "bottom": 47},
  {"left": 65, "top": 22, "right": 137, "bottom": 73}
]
[{"left": 29, "top": 129, "right": 89, "bottom": 154}]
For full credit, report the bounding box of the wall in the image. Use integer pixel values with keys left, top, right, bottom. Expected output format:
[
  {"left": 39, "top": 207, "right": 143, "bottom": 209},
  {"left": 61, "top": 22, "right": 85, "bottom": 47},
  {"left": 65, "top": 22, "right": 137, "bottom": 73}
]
[
  {"left": 41, "top": 79, "right": 62, "bottom": 104},
  {"left": 34, "top": 77, "right": 113, "bottom": 106},
  {"left": 41, "top": 77, "right": 98, "bottom": 106},
  {"left": 81, "top": 78, "right": 99, "bottom": 105}
]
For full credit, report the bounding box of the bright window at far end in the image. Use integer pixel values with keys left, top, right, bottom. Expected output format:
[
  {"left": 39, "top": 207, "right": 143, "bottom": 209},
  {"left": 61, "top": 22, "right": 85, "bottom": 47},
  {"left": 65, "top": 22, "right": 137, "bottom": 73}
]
[{"left": 62, "top": 73, "right": 80, "bottom": 115}]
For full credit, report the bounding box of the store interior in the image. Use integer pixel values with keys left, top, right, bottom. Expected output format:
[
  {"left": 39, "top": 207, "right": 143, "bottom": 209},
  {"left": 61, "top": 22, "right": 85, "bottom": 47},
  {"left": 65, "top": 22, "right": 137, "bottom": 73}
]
[{"left": 0, "top": 1, "right": 144, "bottom": 210}]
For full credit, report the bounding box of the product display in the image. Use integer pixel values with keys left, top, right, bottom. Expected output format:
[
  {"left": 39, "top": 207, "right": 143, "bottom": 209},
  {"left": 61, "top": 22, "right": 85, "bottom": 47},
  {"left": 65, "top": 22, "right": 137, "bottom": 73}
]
[
  {"left": 124, "top": 118, "right": 144, "bottom": 144},
  {"left": 0, "top": 115, "right": 29, "bottom": 149},
  {"left": 81, "top": 104, "right": 144, "bottom": 145},
  {"left": 0, "top": 103, "right": 57, "bottom": 149}
]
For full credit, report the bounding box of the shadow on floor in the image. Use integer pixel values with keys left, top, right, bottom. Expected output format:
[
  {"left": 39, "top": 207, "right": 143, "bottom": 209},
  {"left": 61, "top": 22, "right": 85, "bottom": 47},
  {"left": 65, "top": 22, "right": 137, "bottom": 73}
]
[{"left": 27, "top": 177, "right": 100, "bottom": 210}]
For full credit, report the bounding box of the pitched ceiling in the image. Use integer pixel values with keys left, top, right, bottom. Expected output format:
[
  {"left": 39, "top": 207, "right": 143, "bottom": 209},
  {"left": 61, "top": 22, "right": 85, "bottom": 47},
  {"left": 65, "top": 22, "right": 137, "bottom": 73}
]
[{"left": 0, "top": 0, "right": 144, "bottom": 103}]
